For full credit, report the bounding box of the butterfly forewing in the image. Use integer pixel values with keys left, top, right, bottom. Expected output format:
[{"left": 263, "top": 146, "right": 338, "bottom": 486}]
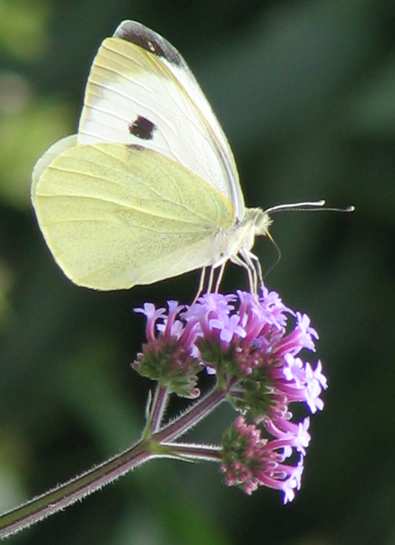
[{"left": 78, "top": 20, "right": 244, "bottom": 219}]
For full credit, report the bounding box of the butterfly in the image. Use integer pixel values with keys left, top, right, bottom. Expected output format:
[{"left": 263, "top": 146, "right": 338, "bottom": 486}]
[{"left": 32, "top": 20, "right": 349, "bottom": 293}]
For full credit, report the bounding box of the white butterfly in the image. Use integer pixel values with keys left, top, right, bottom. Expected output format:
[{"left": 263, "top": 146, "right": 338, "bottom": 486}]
[{"left": 32, "top": 20, "right": 347, "bottom": 292}]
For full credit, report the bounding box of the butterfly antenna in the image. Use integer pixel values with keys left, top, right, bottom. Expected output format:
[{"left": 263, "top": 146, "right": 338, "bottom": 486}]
[
  {"left": 265, "top": 200, "right": 355, "bottom": 214},
  {"left": 261, "top": 200, "right": 354, "bottom": 279}
]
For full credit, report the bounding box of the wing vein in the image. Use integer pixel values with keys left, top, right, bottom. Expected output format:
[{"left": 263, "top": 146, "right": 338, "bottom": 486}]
[
  {"left": 63, "top": 149, "right": 217, "bottom": 223},
  {"left": 38, "top": 188, "right": 216, "bottom": 226}
]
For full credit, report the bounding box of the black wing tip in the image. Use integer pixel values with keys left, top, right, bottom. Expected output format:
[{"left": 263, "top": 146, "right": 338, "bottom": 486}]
[{"left": 113, "top": 20, "right": 183, "bottom": 67}]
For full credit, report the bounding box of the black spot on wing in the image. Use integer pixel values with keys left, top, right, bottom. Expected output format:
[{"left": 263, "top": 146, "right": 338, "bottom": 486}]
[
  {"left": 128, "top": 115, "right": 156, "bottom": 140},
  {"left": 113, "top": 20, "right": 183, "bottom": 67}
]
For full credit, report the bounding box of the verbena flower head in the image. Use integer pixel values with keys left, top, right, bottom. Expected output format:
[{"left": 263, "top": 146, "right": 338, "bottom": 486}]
[
  {"left": 132, "top": 301, "right": 201, "bottom": 398},
  {"left": 184, "top": 289, "right": 325, "bottom": 417},
  {"left": 134, "top": 284, "right": 327, "bottom": 501},
  {"left": 221, "top": 416, "right": 304, "bottom": 503}
]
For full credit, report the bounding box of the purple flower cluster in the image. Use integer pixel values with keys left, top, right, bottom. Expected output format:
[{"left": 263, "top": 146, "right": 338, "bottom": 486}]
[
  {"left": 134, "top": 284, "right": 327, "bottom": 502},
  {"left": 221, "top": 416, "right": 304, "bottom": 502},
  {"left": 133, "top": 301, "right": 201, "bottom": 398}
]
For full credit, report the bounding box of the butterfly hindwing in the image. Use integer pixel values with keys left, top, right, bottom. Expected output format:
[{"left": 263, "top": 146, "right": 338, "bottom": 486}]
[
  {"left": 33, "top": 143, "right": 235, "bottom": 290},
  {"left": 32, "top": 135, "right": 78, "bottom": 196}
]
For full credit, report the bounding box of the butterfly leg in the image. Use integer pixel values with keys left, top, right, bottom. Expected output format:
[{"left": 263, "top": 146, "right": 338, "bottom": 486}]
[
  {"left": 231, "top": 254, "right": 255, "bottom": 293},
  {"left": 192, "top": 267, "right": 206, "bottom": 304},
  {"left": 214, "top": 261, "right": 227, "bottom": 293},
  {"left": 207, "top": 266, "right": 215, "bottom": 294},
  {"left": 245, "top": 251, "right": 264, "bottom": 291},
  {"left": 239, "top": 250, "right": 259, "bottom": 294}
]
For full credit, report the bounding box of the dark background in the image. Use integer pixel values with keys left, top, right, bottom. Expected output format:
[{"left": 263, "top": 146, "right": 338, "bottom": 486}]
[{"left": 0, "top": 0, "right": 394, "bottom": 544}]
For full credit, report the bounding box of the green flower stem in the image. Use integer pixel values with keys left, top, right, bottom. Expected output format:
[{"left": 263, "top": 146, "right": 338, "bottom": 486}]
[
  {"left": 150, "top": 385, "right": 170, "bottom": 432},
  {"left": 0, "top": 385, "right": 226, "bottom": 540},
  {"left": 0, "top": 441, "right": 151, "bottom": 540},
  {"left": 155, "top": 387, "right": 226, "bottom": 443},
  {"left": 164, "top": 442, "right": 222, "bottom": 462}
]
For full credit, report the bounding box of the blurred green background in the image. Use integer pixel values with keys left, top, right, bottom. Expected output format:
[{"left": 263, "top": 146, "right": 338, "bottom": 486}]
[{"left": 0, "top": 0, "right": 394, "bottom": 544}]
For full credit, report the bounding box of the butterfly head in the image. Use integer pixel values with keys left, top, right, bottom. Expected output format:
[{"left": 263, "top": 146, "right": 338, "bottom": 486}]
[
  {"left": 224, "top": 208, "right": 272, "bottom": 262},
  {"left": 244, "top": 208, "right": 273, "bottom": 238}
]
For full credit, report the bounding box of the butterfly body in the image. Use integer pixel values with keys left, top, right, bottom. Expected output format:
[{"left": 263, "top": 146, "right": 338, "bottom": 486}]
[
  {"left": 32, "top": 20, "right": 271, "bottom": 290},
  {"left": 213, "top": 208, "right": 271, "bottom": 265}
]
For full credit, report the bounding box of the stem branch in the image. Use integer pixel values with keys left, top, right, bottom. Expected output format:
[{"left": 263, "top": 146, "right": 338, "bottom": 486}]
[
  {"left": 163, "top": 442, "right": 222, "bottom": 462},
  {"left": 155, "top": 387, "right": 226, "bottom": 443}
]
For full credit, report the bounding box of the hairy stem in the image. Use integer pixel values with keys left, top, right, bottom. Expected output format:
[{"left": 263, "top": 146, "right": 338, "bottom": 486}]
[
  {"left": 164, "top": 442, "right": 222, "bottom": 462},
  {"left": 150, "top": 385, "right": 170, "bottom": 432},
  {"left": 0, "top": 385, "right": 226, "bottom": 540},
  {"left": 0, "top": 441, "right": 151, "bottom": 540},
  {"left": 155, "top": 387, "right": 226, "bottom": 443}
]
